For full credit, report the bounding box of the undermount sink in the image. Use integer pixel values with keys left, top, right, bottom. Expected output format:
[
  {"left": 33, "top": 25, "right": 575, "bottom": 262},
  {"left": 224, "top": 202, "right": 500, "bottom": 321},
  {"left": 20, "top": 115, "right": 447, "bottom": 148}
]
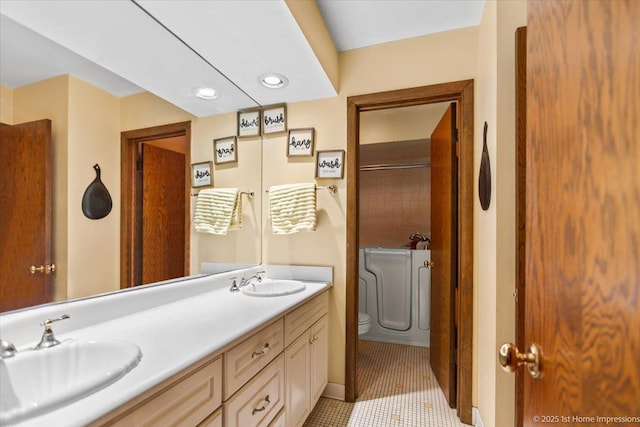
[
  {"left": 242, "top": 278, "right": 306, "bottom": 297},
  {"left": 0, "top": 339, "right": 142, "bottom": 424}
]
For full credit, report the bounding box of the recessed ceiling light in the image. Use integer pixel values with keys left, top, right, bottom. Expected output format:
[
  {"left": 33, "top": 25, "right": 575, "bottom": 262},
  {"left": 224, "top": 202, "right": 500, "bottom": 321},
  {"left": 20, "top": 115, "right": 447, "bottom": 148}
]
[
  {"left": 259, "top": 73, "right": 289, "bottom": 89},
  {"left": 193, "top": 87, "right": 218, "bottom": 100}
]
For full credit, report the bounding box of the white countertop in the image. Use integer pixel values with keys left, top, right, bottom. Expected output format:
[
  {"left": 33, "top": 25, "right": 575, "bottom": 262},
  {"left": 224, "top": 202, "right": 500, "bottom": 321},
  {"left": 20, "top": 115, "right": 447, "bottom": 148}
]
[{"left": 2, "top": 267, "right": 332, "bottom": 426}]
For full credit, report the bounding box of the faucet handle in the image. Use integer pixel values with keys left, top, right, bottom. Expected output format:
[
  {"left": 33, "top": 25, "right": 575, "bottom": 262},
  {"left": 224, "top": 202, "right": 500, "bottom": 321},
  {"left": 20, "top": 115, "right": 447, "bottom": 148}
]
[
  {"left": 40, "top": 314, "right": 70, "bottom": 329},
  {"left": 35, "top": 314, "right": 69, "bottom": 350},
  {"left": 229, "top": 277, "right": 240, "bottom": 292},
  {"left": 1, "top": 339, "right": 17, "bottom": 359},
  {"left": 256, "top": 270, "right": 266, "bottom": 280}
]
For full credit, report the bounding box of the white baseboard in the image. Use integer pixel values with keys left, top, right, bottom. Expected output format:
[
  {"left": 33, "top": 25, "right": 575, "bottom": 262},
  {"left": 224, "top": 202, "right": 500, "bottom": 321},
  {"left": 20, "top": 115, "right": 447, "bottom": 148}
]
[
  {"left": 322, "top": 383, "right": 345, "bottom": 400},
  {"left": 473, "top": 407, "right": 484, "bottom": 427}
]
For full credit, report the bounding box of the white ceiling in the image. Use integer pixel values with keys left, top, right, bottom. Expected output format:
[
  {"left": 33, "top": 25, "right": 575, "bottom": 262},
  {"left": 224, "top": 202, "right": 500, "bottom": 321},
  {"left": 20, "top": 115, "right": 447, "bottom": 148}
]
[
  {"left": 317, "top": 0, "right": 485, "bottom": 51},
  {"left": 0, "top": 0, "right": 484, "bottom": 117}
]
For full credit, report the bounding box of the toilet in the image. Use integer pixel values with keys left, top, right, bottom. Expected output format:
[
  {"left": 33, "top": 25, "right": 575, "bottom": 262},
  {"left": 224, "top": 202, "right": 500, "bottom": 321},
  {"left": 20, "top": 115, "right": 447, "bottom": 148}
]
[{"left": 358, "top": 312, "right": 371, "bottom": 335}]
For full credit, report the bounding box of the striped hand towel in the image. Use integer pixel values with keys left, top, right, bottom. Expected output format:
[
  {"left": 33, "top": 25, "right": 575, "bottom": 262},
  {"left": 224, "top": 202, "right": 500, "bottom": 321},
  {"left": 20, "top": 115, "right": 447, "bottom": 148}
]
[
  {"left": 194, "top": 188, "right": 242, "bottom": 235},
  {"left": 269, "top": 183, "right": 317, "bottom": 234}
]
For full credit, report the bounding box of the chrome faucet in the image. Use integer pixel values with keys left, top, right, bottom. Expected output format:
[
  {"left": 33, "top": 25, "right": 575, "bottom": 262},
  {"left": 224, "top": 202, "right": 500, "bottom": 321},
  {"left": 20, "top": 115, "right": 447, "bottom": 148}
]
[
  {"left": 1, "top": 339, "right": 17, "bottom": 359},
  {"left": 34, "top": 314, "right": 70, "bottom": 350},
  {"left": 230, "top": 271, "right": 266, "bottom": 292},
  {"left": 239, "top": 271, "right": 266, "bottom": 288}
]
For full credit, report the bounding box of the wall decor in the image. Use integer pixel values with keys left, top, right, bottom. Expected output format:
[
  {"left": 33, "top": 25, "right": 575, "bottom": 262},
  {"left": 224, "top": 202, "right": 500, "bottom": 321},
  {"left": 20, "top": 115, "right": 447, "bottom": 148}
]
[
  {"left": 81, "top": 163, "right": 113, "bottom": 219},
  {"left": 237, "top": 108, "right": 261, "bottom": 137},
  {"left": 479, "top": 121, "right": 492, "bottom": 210},
  {"left": 287, "top": 128, "right": 315, "bottom": 157},
  {"left": 316, "top": 150, "right": 345, "bottom": 179},
  {"left": 191, "top": 161, "right": 213, "bottom": 188},
  {"left": 214, "top": 136, "right": 237, "bottom": 164},
  {"left": 262, "top": 104, "right": 287, "bottom": 134}
]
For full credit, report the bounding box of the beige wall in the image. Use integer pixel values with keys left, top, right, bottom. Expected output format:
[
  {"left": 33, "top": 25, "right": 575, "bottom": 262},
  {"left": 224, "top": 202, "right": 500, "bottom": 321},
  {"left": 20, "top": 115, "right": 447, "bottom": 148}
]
[
  {"left": 66, "top": 77, "right": 120, "bottom": 299},
  {"left": 263, "top": 26, "right": 479, "bottom": 391},
  {"left": 191, "top": 114, "right": 262, "bottom": 267},
  {"left": 474, "top": 1, "right": 527, "bottom": 426},
  {"left": 1, "top": 85, "right": 14, "bottom": 124},
  {"left": 360, "top": 103, "right": 449, "bottom": 145}
]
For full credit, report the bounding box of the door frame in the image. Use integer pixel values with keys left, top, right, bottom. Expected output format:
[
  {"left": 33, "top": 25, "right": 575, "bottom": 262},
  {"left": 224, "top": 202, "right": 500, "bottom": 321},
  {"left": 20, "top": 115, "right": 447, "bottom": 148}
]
[
  {"left": 515, "top": 26, "right": 527, "bottom": 427},
  {"left": 346, "top": 80, "right": 474, "bottom": 424},
  {"left": 120, "top": 121, "right": 191, "bottom": 288}
]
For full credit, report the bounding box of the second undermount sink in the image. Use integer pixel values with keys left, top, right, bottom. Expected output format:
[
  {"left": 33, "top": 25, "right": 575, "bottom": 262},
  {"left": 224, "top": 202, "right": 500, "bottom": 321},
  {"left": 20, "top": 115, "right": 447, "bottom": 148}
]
[
  {"left": 0, "top": 339, "right": 142, "bottom": 424},
  {"left": 242, "top": 278, "right": 306, "bottom": 297}
]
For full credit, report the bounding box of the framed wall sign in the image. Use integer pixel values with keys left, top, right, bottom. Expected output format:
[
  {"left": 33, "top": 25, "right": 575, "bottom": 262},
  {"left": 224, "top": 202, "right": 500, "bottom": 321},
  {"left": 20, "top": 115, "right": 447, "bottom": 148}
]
[
  {"left": 214, "top": 136, "right": 237, "bottom": 164},
  {"left": 263, "top": 104, "right": 287, "bottom": 134},
  {"left": 191, "top": 161, "right": 213, "bottom": 188},
  {"left": 287, "top": 128, "right": 315, "bottom": 157},
  {"left": 316, "top": 150, "right": 345, "bottom": 179},
  {"left": 237, "top": 108, "right": 261, "bottom": 137}
]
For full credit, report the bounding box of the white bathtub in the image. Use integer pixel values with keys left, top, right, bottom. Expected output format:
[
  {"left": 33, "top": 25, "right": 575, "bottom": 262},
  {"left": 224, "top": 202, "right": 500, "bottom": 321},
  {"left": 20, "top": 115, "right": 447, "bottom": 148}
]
[{"left": 358, "top": 247, "right": 431, "bottom": 347}]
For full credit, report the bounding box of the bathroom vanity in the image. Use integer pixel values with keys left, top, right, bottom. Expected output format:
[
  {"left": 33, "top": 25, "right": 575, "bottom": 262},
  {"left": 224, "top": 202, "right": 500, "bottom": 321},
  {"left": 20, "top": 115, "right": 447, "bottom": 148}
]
[{"left": 0, "top": 266, "right": 331, "bottom": 427}]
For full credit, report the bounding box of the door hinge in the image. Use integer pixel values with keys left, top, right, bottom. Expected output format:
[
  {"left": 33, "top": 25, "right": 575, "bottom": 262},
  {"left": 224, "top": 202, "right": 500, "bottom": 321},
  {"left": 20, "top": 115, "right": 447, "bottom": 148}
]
[
  {"left": 453, "top": 127, "right": 459, "bottom": 142},
  {"left": 136, "top": 158, "right": 143, "bottom": 171}
]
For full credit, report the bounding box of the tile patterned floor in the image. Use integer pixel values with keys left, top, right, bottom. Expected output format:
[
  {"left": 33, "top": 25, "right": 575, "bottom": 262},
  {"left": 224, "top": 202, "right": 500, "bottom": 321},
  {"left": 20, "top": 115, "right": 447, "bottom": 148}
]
[{"left": 304, "top": 340, "right": 468, "bottom": 427}]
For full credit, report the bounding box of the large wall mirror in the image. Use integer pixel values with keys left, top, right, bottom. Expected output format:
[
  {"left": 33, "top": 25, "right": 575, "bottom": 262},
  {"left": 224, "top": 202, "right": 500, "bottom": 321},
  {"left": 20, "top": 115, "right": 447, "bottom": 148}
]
[{"left": 0, "top": 2, "right": 263, "bottom": 312}]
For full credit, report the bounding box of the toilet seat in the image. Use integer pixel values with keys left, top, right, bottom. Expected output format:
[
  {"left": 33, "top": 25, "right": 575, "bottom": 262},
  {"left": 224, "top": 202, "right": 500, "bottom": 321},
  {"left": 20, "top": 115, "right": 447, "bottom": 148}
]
[{"left": 358, "top": 312, "right": 371, "bottom": 335}]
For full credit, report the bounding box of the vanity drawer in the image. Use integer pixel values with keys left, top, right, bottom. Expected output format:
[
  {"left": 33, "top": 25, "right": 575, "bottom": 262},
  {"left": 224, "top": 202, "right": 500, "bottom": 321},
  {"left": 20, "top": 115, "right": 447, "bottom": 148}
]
[
  {"left": 284, "top": 292, "right": 328, "bottom": 346},
  {"left": 107, "top": 356, "right": 222, "bottom": 427},
  {"left": 224, "top": 318, "right": 284, "bottom": 399},
  {"left": 224, "top": 354, "right": 285, "bottom": 427}
]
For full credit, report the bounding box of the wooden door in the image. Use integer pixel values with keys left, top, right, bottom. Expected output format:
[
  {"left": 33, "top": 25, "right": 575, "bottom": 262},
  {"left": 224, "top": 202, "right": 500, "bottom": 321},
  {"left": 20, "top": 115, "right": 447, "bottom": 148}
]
[
  {"left": 523, "top": 0, "right": 640, "bottom": 423},
  {"left": 0, "top": 119, "right": 52, "bottom": 311},
  {"left": 141, "top": 144, "right": 185, "bottom": 285},
  {"left": 429, "top": 103, "right": 458, "bottom": 406}
]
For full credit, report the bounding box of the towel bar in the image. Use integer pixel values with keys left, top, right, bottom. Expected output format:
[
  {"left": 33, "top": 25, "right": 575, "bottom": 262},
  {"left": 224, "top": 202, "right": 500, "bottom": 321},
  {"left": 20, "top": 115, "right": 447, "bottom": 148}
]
[
  {"left": 191, "top": 190, "right": 254, "bottom": 197},
  {"left": 265, "top": 185, "right": 337, "bottom": 194}
]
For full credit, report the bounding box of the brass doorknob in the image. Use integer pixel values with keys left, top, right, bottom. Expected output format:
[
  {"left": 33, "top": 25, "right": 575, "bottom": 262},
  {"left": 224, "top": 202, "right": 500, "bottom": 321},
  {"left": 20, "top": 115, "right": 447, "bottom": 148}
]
[
  {"left": 499, "top": 342, "right": 543, "bottom": 378},
  {"left": 30, "top": 264, "right": 56, "bottom": 274},
  {"left": 424, "top": 260, "right": 434, "bottom": 268}
]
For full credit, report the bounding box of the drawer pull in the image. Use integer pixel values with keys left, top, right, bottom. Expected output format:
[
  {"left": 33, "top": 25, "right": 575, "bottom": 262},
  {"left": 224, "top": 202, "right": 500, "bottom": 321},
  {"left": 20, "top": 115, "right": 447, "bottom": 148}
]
[
  {"left": 252, "top": 395, "right": 271, "bottom": 415},
  {"left": 251, "top": 343, "right": 270, "bottom": 359}
]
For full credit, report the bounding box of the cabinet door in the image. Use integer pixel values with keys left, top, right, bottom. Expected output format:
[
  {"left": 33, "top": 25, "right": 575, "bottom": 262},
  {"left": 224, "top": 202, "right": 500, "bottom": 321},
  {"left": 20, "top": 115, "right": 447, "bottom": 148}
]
[
  {"left": 285, "top": 330, "right": 311, "bottom": 427},
  {"left": 310, "top": 315, "right": 329, "bottom": 405}
]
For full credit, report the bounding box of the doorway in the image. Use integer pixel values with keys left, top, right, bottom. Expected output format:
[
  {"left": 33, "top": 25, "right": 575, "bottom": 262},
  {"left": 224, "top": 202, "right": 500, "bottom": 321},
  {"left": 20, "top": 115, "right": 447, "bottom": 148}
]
[
  {"left": 346, "top": 80, "right": 474, "bottom": 424},
  {"left": 120, "top": 121, "right": 191, "bottom": 288}
]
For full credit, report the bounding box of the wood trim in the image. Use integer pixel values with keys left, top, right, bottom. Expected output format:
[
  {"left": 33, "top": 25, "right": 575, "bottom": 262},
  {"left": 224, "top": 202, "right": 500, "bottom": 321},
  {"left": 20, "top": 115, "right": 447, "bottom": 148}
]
[
  {"left": 120, "top": 121, "right": 191, "bottom": 288},
  {"left": 346, "top": 80, "right": 474, "bottom": 424},
  {"left": 515, "top": 26, "right": 527, "bottom": 427}
]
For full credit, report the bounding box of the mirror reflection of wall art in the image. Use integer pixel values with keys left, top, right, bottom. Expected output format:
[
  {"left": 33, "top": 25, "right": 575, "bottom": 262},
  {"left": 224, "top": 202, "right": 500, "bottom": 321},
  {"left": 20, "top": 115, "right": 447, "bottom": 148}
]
[
  {"left": 237, "top": 108, "right": 261, "bottom": 137},
  {"left": 214, "top": 136, "right": 237, "bottom": 164},
  {"left": 191, "top": 161, "right": 213, "bottom": 188},
  {"left": 287, "top": 128, "right": 315, "bottom": 157},
  {"left": 81, "top": 164, "right": 113, "bottom": 219},
  {"left": 263, "top": 104, "right": 287, "bottom": 135},
  {"left": 316, "top": 150, "right": 345, "bottom": 179}
]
